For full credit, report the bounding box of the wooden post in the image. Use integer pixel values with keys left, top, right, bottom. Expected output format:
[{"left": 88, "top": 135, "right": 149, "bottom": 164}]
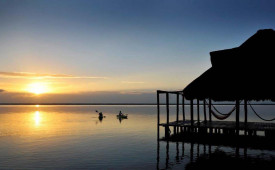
[
  {"left": 236, "top": 100, "right": 240, "bottom": 135},
  {"left": 165, "top": 92, "right": 170, "bottom": 138},
  {"left": 182, "top": 95, "right": 185, "bottom": 121},
  {"left": 244, "top": 99, "right": 248, "bottom": 135},
  {"left": 157, "top": 91, "right": 160, "bottom": 140},
  {"left": 244, "top": 99, "right": 248, "bottom": 125},
  {"left": 191, "top": 99, "right": 194, "bottom": 127},
  {"left": 203, "top": 99, "right": 207, "bottom": 122},
  {"left": 197, "top": 99, "right": 200, "bottom": 125},
  {"left": 176, "top": 93, "right": 179, "bottom": 123},
  {"left": 176, "top": 93, "right": 179, "bottom": 133},
  {"left": 209, "top": 99, "right": 212, "bottom": 122}
]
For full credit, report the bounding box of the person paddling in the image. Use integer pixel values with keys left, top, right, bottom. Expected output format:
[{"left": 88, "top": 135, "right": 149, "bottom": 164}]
[{"left": 96, "top": 110, "right": 103, "bottom": 117}]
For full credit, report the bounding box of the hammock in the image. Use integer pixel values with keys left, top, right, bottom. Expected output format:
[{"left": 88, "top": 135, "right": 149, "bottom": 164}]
[
  {"left": 210, "top": 109, "right": 233, "bottom": 120},
  {"left": 205, "top": 100, "right": 236, "bottom": 119},
  {"left": 248, "top": 102, "right": 275, "bottom": 121},
  {"left": 211, "top": 104, "right": 236, "bottom": 116}
]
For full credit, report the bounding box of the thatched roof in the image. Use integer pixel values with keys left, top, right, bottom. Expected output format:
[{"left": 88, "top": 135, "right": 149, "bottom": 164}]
[{"left": 183, "top": 29, "right": 275, "bottom": 101}]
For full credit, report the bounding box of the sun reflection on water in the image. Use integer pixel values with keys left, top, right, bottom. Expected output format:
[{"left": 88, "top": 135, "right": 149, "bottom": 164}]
[{"left": 34, "top": 111, "right": 41, "bottom": 126}]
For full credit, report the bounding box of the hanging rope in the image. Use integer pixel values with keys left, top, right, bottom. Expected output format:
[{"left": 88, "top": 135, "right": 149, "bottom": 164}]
[
  {"left": 210, "top": 110, "right": 233, "bottom": 120},
  {"left": 248, "top": 102, "right": 275, "bottom": 121},
  {"left": 205, "top": 100, "right": 236, "bottom": 115},
  {"left": 202, "top": 100, "right": 234, "bottom": 120}
]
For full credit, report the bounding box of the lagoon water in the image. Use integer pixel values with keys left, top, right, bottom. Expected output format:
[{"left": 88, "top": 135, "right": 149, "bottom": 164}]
[{"left": 0, "top": 105, "right": 275, "bottom": 169}]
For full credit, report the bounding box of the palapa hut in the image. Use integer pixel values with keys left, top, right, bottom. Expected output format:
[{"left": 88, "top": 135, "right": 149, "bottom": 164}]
[
  {"left": 157, "top": 29, "right": 275, "bottom": 139},
  {"left": 183, "top": 29, "right": 275, "bottom": 101}
]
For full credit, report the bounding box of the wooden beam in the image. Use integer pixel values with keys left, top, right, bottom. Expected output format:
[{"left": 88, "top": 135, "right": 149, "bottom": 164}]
[
  {"left": 182, "top": 95, "right": 185, "bottom": 121},
  {"left": 157, "top": 91, "right": 160, "bottom": 140},
  {"left": 197, "top": 99, "right": 200, "bottom": 124},
  {"left": 165, "top": 92, "right": 170, "bottom": 138},
  {"left": 176, "top": 93, "right": 179, "bottom": 123},
  {"left": 244, "top": 99, "right": 248, "bottom": 125},
  {"left": 203, "top": 99, "right": 207, "bottom": 122},
  {"left": 191, "top": 99, "right": 194, "bottom": 126},
  {"left": 209, "top": 99, "right": 212, "bottom": 122},
  {"left": 157, "top": 90, "right": 183, "bottom": 94},
  {"left": 166, "top": 92, "right": 169, "bottom": 124},
  {"left": 244, "top": 99, "right": 248, "bottom": 135},
  {"left": 236, "top": 100, "right": 240, "bottom": 135}
]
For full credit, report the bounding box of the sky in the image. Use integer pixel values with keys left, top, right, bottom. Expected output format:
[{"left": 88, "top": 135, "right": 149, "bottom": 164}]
[{"left": 0, "top": 0, "right": 275, "bottom": 103}]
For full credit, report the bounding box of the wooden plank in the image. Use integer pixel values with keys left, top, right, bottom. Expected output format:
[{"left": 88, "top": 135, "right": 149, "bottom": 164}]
[{"left": 160, "top": 121, "right": 275, "bottom": 131}]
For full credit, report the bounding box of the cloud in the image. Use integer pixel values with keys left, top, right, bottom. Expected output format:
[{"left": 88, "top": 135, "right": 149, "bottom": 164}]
[
  {"left": 0, "top": 72, "right": 107, "bottom": 79},
  {"left": 121, "top": 81, "right": 145, "bottom": 84}
]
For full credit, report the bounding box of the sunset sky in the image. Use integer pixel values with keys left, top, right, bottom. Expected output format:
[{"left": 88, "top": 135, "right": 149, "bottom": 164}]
[{"left": 1, "top": 0, "right": 275, "bottom": 103}]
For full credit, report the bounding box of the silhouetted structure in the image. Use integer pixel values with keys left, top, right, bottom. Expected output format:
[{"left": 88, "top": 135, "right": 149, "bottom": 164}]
[
  {"left": 183, "top": 29, "right": 275, "bottom": 101},
  {"left": 157, "top": 29, "right": 275, "bottom": 140}
]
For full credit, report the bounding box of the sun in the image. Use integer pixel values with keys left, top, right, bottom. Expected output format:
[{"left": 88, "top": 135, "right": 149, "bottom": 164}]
[{"left": 26, "top": 82, "right": 50, "bottom": 95}]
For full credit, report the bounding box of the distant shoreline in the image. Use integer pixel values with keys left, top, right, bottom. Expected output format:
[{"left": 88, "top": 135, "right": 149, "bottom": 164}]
[{"left": 0, "top": 103, "right": 275, "bottom": 105}]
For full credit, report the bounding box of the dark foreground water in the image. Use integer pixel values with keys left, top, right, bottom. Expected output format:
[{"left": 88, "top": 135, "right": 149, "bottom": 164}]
[{"left": 0, "top": 105, "right": 274, "bottom": 169}]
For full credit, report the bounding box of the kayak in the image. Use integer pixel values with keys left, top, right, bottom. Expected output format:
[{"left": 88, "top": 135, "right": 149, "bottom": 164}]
[{"left": 117, "top": 114, "right": 128, "bottom": 119}]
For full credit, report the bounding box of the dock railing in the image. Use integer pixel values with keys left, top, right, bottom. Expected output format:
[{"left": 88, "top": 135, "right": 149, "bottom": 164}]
[{"left": 157, "top": 90, "right": 275, "bottom": 140}]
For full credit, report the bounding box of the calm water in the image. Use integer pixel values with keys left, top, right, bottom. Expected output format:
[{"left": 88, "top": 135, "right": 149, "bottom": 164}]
[{"left": 0, "top": 105, "right": 275, "bottom": 169}]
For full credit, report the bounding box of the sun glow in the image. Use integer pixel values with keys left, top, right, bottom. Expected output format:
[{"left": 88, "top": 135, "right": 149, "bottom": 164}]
[
  {"left": 34, "top": 111, "right": 41, "bottom": 126},
  {"left": 26, "top": 82, "right": 50, "bottom": 94}
]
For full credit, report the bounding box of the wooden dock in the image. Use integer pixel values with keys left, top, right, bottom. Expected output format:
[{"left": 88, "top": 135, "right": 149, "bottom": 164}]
[
  {"left": 160, "top": 120, "right": 275, "bottom": 137},
  {"left": 157, "top": 90, "right": 275, "bottom": 140}
]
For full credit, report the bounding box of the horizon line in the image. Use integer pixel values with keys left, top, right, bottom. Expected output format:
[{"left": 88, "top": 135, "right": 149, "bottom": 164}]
[{"left": 0, "top": 103, "right": 275, "bottom": 105}]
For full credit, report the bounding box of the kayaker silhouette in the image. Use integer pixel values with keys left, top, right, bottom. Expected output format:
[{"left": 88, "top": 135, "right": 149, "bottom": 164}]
[{"left": 96, "top": 110, "right": 103, "bottom": 118}]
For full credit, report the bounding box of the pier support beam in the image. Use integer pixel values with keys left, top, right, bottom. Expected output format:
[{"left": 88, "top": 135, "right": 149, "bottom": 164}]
[
  {"left": 165, "top": 92, "right": 170, "bottom": 138},
  {"left": 208, "top": 99, "right": 212, "bottom": 134},
  {"left": 176, "top": 93, "right": 179, "bottom": 133},
  {"left": 197, "top": 99, "right": 200, "bottom": 125},
  {"left": 203, "top": 99, "right": 207, "bottom": 122},
  {"left": 244, "top": 99, "right": 248, "bottom": 135},
  {"left": 236, "top": 100, "right": 240, "bottom": 135},
  {"left": 176, "top": 93, "right": 179, "bottom": 121},
  {"left": 191, "top": 99, "right": 194, "bottom": 127},
  {"left": 157, "top": 91, "right": 160, "bottom": 140},
  {"left": 182, "top": 96, "right": 185, "bottom": 121},
  {"left": 209, "top": 99, "right": 212, "bottom": 122}
]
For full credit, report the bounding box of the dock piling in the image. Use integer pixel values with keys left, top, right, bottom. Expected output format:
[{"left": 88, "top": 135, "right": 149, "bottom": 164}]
[
  {"left": 197, "top": 99, "right": 200, "bottom": 125},
  {"left": 165, "top": 92, "right": 170, "bottom": 138},
  {"left": 190, "top": 99, "right": 194, "bottom": 128},
  {"left": 157, "top": 91, "right": 160, "bottom": 140},
  {"left": 203, "top": 99, "right": 207, "bottom": 122},
  {"left": 236, "top": 100, "right": 240, "bottom": 135},
  {"left": 182, "top": 95, "right": 185, "bottom": 121}
]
